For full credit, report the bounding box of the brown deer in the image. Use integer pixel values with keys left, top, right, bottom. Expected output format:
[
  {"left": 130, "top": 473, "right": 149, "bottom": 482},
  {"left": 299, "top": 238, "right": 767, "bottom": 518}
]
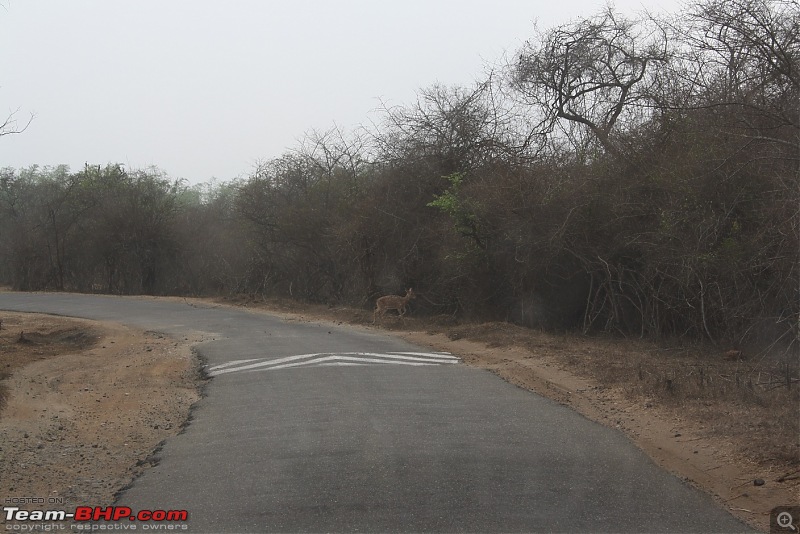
[{"left": 373, "top": 288, "right": 416, "bottom": 324}]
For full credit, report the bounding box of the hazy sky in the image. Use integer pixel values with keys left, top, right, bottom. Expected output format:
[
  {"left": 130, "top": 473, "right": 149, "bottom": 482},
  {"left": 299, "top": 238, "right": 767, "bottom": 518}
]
[{"left": 1, "top": 1, "right": 681, "bottom": 184}]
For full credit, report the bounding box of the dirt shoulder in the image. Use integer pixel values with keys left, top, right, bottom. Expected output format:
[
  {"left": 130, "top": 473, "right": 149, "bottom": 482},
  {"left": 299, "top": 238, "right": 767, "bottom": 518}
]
[
  {"left": 216, "top": 295, "right": 799, "bottom": 533},
  {"left": 0, "top": 312, "right": 205, "bottom": 526}
]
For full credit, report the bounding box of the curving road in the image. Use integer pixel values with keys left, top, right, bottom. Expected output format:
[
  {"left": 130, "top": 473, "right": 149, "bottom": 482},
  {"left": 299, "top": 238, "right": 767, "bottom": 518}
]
[{"left": 1, "top": 293, "right": 750, "bottom": 533}]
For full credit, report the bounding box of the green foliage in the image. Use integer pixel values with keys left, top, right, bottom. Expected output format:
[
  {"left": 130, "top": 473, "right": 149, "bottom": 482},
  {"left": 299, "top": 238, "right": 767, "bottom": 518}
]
[{"left": 428, "top": 173, "right": 486, "bottom": 250}]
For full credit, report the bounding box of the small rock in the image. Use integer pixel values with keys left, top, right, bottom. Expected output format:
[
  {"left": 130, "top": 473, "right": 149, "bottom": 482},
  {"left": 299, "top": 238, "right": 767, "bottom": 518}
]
[
  {"left": 753, "top": 478, "right": 765, "bottom": 486},
  {"left": 674, "top": 433, "right": 682, "bottom": 438}
]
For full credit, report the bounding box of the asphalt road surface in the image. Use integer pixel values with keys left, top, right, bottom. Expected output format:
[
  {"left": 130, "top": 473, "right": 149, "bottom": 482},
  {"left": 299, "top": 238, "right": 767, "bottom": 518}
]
[{"left": 1, "top": 293, "right": 751, "bottom": 533}]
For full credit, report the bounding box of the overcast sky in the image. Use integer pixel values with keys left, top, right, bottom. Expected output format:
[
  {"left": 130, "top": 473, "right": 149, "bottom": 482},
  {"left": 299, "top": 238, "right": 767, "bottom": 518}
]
[{"left": 1, "top": 1, "right": 681, "bottom": 184}]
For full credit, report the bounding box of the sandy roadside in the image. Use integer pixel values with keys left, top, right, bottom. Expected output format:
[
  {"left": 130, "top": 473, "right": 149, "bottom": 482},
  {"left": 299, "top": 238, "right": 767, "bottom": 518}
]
[{"left": 0, "top": 312, "right": 206, "bottom": 527}]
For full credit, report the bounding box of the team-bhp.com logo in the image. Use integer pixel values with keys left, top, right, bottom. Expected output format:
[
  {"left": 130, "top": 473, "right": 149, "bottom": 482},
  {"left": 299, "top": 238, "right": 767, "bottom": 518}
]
[{"left": 4, "top": 505, "right": 188, "bottom": 527}]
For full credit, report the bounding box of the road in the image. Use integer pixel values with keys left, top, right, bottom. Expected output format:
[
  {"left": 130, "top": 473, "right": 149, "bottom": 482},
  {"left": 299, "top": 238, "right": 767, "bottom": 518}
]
[{"left": 0, "top": 293, "right": 750, "bottom": 532}]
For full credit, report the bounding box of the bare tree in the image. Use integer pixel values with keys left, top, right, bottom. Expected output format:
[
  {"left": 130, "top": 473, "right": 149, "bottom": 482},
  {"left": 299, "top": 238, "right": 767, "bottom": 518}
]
[
  {"left": 0, "top": 107, "right": 33, "bottom": 138},
  {"left": 373, "top": 81, "right": 524, "bottom": 172},
  {"left": 670, "top": 0, "right": 800, "bottom": 146},
  {"left": 511, "top": 8, "right": 670, "bottom": 158}
]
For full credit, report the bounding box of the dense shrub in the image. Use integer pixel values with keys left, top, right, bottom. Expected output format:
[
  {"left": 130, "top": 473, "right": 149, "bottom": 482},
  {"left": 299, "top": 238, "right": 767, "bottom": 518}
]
[{"left": 1, "top": 0, "right": 796, "bottom": 351}]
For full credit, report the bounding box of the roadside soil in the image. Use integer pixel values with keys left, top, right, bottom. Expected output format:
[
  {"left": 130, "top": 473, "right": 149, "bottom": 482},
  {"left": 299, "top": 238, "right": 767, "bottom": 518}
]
[
  {"left": 0, "top": 311, "right": 206, "bottom": 527},
  {"left": 0, "top": 294, "right": 797, "bottom": 533}
]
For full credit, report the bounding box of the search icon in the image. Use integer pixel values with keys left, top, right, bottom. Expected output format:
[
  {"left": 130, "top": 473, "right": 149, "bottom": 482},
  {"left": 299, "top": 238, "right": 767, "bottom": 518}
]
[{"left": 778, "top": 511, "right": 797, "bottom": 531}]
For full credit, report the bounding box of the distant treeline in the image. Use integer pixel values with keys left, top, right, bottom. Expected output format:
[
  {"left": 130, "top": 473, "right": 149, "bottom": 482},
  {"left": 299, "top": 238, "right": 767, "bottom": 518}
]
[{"left": 1, "top": 0, "right": 797, "bottom": 349}]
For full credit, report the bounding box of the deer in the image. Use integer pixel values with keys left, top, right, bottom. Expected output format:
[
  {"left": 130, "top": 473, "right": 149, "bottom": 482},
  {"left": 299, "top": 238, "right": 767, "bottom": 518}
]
[{"left": 373, "top": 288, "right": 416, "bottom": 324}]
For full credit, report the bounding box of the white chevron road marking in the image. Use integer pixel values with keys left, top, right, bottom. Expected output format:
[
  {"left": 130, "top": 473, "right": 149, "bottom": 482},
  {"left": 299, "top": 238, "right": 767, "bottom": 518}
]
[
  {"left": 207, "top": 351, "right": 459, "bottom": 376},
  {"left": 206, "top": 358, "right": 260, "bottom": 371}
]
